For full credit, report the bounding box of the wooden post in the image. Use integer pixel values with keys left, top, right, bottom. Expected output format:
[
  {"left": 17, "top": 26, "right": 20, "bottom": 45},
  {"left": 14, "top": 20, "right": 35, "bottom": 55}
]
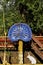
[
  {"left": 18, "top": 40, "right": 23, "bottom": 64},
  {"left": 3, "top": 32, "right": 7, "bottom": 64}
]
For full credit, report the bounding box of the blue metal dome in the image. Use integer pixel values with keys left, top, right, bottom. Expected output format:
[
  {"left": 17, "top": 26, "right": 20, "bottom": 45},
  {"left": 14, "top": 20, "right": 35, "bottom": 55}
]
[{"left": 8, "top": 23, "right": 32, "bottom": 42}]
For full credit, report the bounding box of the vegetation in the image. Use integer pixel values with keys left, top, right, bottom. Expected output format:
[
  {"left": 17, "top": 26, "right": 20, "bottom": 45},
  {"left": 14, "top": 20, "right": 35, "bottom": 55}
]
[{"left": 0, "top": 0, "right": 43, "bottom": 36}]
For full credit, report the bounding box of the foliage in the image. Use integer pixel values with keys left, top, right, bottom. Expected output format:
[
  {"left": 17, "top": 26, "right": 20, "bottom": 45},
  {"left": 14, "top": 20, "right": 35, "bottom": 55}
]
[
  {"left": 15, "top": 0, "right": 43, "bottom": 35},
  {"left": 0, "top": 0, "right": 43, "bottom": 35}
]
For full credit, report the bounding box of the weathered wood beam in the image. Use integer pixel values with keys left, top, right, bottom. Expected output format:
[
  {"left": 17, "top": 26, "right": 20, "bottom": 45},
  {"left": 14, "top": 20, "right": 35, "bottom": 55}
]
[
  {"left": 0, "top": 36, "right": 43, "bottom": 42},
  {"left": 32, "top": 35, "right": 43, "bottom": 48},
  {"left": 0, "top": 43, "right": 14, "bottom": 48},
  {"left": 35, "top": 36, "right": 43, "bottom": 43},
  {"left": 31, "top": 43, "right": 43, "bottom": 60}
]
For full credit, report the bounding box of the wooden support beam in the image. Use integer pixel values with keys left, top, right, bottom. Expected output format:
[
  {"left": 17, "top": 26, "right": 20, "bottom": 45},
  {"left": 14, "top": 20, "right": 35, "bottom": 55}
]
[
  {"left": 39, "top": 48, "right": 43, "bottom": 51},
  {"left": 31, "top": 43, "right": 43, "bottom": 60},
  {"left": 35, "top": 36, "right": 43, "bottom": 43},
  {"left": 32, "top": 35, "right": 43, "bottom": 48},
  {"left": 0, "top": 35, "right": 43, "bottom": 48},
  {"left": 0, "top": 36, "right": 43, "bottom": 42},
  {"left": 0, "top": 43, "right": 14, "bottom": 48}
]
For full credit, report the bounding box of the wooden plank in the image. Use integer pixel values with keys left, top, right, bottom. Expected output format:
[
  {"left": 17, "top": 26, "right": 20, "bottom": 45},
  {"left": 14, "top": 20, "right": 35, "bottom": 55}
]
[
  {"left": 0, "top": 35, "right": 43, "bottom": 48},
  {"left": 0, "top": 37, "right": 11, "bottom": 42},
  {"left": 0, "top": 43, "right": 14, "bottom": 48},
  {"left": 32, "top": 35, "right": 43, "bottom": 48},
  {"left": 35, "top": 36, "right": 43, "bottom": 43},
  {"left": 0, "top": 36, "right": 43, "bottom": 42},
  {"left": 31, "top": 43, "right": 43, "bottom": 60}
]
